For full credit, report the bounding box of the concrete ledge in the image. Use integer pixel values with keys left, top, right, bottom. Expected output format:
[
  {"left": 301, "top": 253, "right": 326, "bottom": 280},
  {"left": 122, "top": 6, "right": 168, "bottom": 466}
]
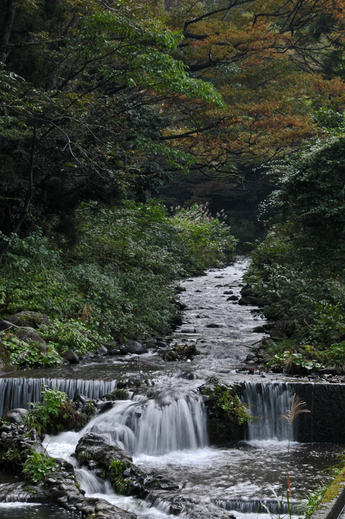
[{"left": 311, "top": 467, "right": 345, "bottom": 519}]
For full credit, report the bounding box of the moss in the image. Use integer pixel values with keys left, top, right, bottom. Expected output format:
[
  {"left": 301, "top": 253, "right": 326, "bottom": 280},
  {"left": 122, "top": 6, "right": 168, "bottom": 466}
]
[
  {"left": 318, "top": 467, "right": 345, "bottom": 506},
  {"left": 200, "top": 382, "right": 252, "bottom": 445}
]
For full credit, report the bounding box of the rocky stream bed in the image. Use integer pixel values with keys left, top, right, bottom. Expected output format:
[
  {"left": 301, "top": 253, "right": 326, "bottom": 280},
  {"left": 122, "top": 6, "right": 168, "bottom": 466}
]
[{"left": 0, "top": 257, "right": 344, "bottom": 519}]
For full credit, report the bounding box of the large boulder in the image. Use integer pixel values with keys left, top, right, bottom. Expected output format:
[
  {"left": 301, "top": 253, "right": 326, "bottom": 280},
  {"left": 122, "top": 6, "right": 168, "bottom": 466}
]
[
  {"left": 123, "top": 341, "right": 147, "bottom": 354},
  {"left": 75, "top": 432, "right": 133, "bottom": 468},
  {"left": 13, "top": 327, "right": 48, "bottom": 348},
  {"left": 5, "top": 311, "right": 50, "bottom": 328}
]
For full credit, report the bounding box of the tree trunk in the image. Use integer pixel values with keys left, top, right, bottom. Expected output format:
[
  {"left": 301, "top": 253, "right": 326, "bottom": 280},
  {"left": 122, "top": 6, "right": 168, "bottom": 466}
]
[{"left": 1, "top": 0, "right": 18, "bottom": 62}]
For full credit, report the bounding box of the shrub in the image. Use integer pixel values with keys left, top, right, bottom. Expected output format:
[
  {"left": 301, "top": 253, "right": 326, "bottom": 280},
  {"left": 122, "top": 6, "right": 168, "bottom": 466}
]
[
  {"left": 27, "top": 386, "right": 89, "bottom": 436},
  {"left": 23, "top": 452, "right": 59, "bottom": 483}
]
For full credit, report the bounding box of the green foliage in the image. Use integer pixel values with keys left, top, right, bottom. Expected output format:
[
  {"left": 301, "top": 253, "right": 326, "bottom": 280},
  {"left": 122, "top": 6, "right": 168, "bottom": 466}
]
[
  {"left": 27, "top": 386, "right": 88, "bottom": 436},
  {"left": 41, "top": 319, "right": 105, "bottom": 358},
  {"left": 0, "top": 198, "right": 236, "bottom": 342},
  {"left": 1, "top": 334, "right": 61, "bottom": 368},
  {"left": 105, "top": 459, "right": 131, "bottom": 495},
  {"left": 202, "top": 384, "right": 252, "bottom": 425},
  {"left": 247, "top": 136, "right": 345, "bottom": 371},
  {"left": 22, "top": 451, "right": 59, "bottom": 484},
  {"left": 170, "top": 204, "right": 237, "bottom": 272}
]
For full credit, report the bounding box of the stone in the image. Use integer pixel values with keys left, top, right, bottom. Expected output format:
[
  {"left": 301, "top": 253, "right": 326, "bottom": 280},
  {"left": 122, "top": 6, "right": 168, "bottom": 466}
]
[
  {"left": 63, "top": 349, "right": 80, "bottom": 364},
  {"left": 238, "top": 296, "right": 259, "bottom": 306},
  {"left": 227, "top": 295, "right": 238, "bottom": 301},
  {"left": 9, "top": 327, "right": 48, "bottom": 352},
  {"left": 96, "top": 345, "right": 108, "bottom": 356},
  {"left": 206, "top": 323, "right": 227, "bottom": 328},
  {"left": 123, "top": 341, "right": 147, "bottom": 354},
  {"left": 5, "top": 311, "right": 50, "bottom": 328},
  {"left": 4, "top": 408, "right": 29, "bottom": 424}
]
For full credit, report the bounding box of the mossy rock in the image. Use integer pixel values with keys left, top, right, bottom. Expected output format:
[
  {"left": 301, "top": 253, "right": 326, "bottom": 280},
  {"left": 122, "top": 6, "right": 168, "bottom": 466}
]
[
  {"left": 6, "top": 312, "right": 50, "bottom": 329},
  {"left": 200, "top": 382, "right": 250, "bottom": 445}
]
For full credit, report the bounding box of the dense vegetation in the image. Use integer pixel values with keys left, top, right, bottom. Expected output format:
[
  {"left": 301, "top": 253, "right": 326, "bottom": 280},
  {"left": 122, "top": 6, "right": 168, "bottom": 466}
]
[
  {"left": 2, "top": 0, "right": 345, "bottom": 369},
  {"left": 246, "top": 136, "right": 345, "bottom": 373},
  {"left": 0, "top": 202, "right": 236, "bottom": 367}
]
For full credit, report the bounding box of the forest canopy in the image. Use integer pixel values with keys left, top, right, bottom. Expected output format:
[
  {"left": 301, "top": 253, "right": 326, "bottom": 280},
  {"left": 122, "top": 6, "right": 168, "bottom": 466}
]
[{"left": 2, "top": 0, "right": 345, "bottom": 248}]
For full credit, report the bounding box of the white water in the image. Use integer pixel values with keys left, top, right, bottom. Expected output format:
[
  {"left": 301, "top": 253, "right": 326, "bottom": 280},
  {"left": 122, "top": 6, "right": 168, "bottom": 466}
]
[{"left": 2, "top": 258, "right": 342, "bottom": 519}]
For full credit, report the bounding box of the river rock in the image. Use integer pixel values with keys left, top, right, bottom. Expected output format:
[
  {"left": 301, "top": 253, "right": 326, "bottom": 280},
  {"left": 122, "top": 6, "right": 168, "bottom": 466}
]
[
  {"left": 12, "top": 327, "right": 48, "bottom": 348},
  {"left": 238, "top": 296, "right": 259, "bottom": 306},
  {"left": 4, "top": 408, "right": 29, "bottom": 424},
  {"left": 75, "top": 432, "right": 133, "bottom": 467},
  {"left": 63, "top": 349, "right": 80, "bottom": 364},
  {"left": 123, "top": 341, "right": 147, "bottom": 354},
  {"left": 5, "top": 311, "right": 50, "bottom": 328},
  {"left": 96, "top": 345, "right": 109, "bottom": 356}
]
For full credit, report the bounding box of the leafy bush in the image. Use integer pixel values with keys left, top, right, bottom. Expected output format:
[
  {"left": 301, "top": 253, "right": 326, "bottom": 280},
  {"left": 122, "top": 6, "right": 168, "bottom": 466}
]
[
  {"left": 1, "top": 334, "right": 61, "bottom": 368},
  {"left": 23, "top": 452, "right": 59, "bottom": 483},
  {"left": 40, "top": 318, "right": 105, "bottom": 357},
  {"left": 27, "top": 387, "right": 89, "bottom": 436},
  {"left": 171, "top": 204, "right": 237, "bottom": 271}
]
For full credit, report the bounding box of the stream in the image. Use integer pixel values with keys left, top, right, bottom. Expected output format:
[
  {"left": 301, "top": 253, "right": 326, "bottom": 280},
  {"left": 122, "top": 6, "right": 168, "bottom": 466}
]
[{"left": 0, "top": 257, "right": 343, "bottom": 518}]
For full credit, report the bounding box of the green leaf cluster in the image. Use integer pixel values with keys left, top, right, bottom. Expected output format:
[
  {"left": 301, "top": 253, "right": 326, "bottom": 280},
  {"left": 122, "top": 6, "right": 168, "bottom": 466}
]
[{"left": 23, "top": 451, "right": 59, "bottom": 484}]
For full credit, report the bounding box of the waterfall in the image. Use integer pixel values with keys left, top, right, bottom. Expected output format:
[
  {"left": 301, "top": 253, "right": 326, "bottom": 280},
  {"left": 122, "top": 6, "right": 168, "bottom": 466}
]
[
  {"left": 0, "top": 377, "right": 117, "bottom": 416},
  {"left": 214, "top": 499, "right": 298, "bottom": 514},
  {"left": 85, "top": 389, "right": 208, "bottom": 455},
  {"left": 242, "top": 382, "right": 295, "bottom": 441}
]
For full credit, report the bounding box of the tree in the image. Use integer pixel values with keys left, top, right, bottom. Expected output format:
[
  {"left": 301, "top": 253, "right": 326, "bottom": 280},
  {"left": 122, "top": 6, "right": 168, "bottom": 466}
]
[
  {"left": 0, "top": 0, "right": 222, "bottom": 262},
  {"left": 159, "top": 0, "right": 345, "bottom": 170}
]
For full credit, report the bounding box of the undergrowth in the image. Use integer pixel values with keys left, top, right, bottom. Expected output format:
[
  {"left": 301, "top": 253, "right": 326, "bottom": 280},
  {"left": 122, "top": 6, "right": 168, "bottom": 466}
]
[{"left": 0, "top": 199, "right": 236, "bottom": 365}]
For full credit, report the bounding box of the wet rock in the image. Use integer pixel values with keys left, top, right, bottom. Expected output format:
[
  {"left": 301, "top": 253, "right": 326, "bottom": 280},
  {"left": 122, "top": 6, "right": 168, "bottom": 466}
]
[
  {"left": 63, "top": 349, "right": 80, "bottom": 364},
  {"left": 75, "top": 432, "right": 133, "bottom": 467},
  {"left": 179, "top": 326, "right": 196, "bottom": 333},
  {"left": 97, "top": 401, "right": 114, "bottom": 414},
  {"left": 227, "top": 295, "right": 239, "bottom": 301},
  {"left": 253, "top": 326, "right": 266, "bottom": 333},
  {"left": 240, "top": 285, "right": 254, "bottom": 297},
  {"left": 238, "top": 296, "right": 259, "bottom": 306},
  {"left": 223, "top": 290, "right": 234, "bottom": 295},
  {"left": 96, "top": 345, "right": 108, "bottom": 356},
  {"left": 123, "top": 341, "right": 147, "bottom": 354},
  {"left": 4, "top": 408, "right": 29, "bottom": 424},
  {"left": 206, "top": 323, "right": 227, "bottom": 328}
]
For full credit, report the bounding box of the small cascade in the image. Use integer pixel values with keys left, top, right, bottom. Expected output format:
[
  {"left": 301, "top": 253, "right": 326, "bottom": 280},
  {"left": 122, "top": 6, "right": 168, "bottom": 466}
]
[
  {"left": 0, "top": 483, "right": 39, "bottom": 503},
  {"left": 242, "top": 382, "right": 295, "bottom": 441},
  {"left": 0, "top": 377, "right": 117, "bottom": 416},
  {"left": 214, "top": 499, "right": 298, "bottom": 515},
  {"left": 85, "top": 389, "right": 208, "bottom": 455}
]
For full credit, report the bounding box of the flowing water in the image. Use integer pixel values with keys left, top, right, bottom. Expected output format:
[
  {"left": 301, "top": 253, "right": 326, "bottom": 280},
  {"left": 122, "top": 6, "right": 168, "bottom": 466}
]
[{"left": 0, "top": 258, "right": 342, "bottom": 519}]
